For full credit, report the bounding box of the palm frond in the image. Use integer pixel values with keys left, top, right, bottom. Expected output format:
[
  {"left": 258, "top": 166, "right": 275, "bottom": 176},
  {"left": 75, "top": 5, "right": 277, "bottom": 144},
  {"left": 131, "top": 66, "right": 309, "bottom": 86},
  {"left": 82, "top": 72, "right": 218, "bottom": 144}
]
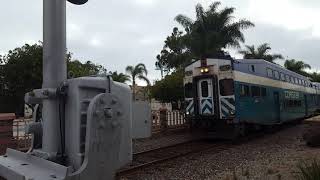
[
  {"left": 138, "top": 75, "right": 150, "bottom": 86},
  {"left": 257, "top": 43, "right": 271, "bottom": 57},
  {"left": 195, "top": 4, "right": 205, "bottom": 22},
  {"left": 218, "top": 7, "right": 235, "bottom": 26},
  {"left": 175, "top": 14, "right": 193, "bottom": 32},
  {"left": 125, "top": 66, "right": 134, "bottom": 74},
  {"left": 271, "top": 54, "right": 283, "bottom": 60},
  {"left": 236, "top": 19, "right": 255, "bottom": 29},
  {"left": 135, "top": 63, "right": 148, "bottom": 75},
  {"left": 208, "top": 1, "right": 221, "bottom": 14}
]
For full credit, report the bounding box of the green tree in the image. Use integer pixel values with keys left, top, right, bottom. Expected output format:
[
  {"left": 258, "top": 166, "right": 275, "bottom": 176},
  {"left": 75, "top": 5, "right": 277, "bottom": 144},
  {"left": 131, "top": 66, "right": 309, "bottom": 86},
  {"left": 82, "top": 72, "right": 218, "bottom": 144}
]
[
  {"left": 175, "top": 2, "right": 254, "bottom": 59},
  {"left": 150, "top": 70, "right": 184, "bottom": 103},
  {"left": 284, "top": 59, "right": 311, "bottom": 76},
  {"left": 156, "top": 27, "right": 192, "bottom": 72},
  {"left": 67, "top": 59, "right": 106, "bottom": 78},
  {"left": 125, "top": 63, "right": 150, "bottom": 100},
  {"left": 239, "top": 43, "right": 283, "bottom": 62},
  {"left": 310, "top": 72, "right": 320, "bottom": 82},
  {"left": 110, "top": 71, "right": 130, "bottom": 83},
  {"left": 0, "top": 43, "right": 107, "bottom": 114}
]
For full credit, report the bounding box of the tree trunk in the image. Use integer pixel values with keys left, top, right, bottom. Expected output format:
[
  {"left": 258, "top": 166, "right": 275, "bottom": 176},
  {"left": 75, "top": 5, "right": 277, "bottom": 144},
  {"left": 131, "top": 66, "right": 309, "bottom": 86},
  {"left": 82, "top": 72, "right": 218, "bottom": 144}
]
[{"left": 132, "top": 80, "right": 136, "bottom": 101}]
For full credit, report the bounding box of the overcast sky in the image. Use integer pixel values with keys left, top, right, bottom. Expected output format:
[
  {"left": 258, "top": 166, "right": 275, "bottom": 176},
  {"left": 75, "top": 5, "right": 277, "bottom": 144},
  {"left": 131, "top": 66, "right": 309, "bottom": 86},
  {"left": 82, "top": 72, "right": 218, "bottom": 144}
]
[{"left": 0, "top": 0, "right": 320, "bottom": 85}]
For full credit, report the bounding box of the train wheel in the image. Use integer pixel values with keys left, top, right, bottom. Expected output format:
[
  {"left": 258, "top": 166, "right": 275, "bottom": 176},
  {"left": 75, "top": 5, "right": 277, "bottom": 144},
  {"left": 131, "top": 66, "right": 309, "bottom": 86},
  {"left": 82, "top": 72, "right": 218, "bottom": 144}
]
[{"left": 231, "top": 123, "right": 247, "bottom": 142}]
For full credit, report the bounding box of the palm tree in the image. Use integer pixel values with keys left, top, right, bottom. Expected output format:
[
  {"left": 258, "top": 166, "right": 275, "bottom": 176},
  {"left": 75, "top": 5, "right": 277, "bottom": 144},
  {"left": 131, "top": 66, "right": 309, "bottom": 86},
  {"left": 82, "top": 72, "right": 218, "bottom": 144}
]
[
  {"left": 175, "top": 2, "right": 254, "bottom": 59},
  {"left": 126, "top": 63, "right": 150, "bottom": 101},
  {"left": 284, "top": 59, "right": 311, "bottom": 76},
  {"left": 239, "top": 43, "right": 283, "bottom": 62},
  {"left": 110, "top": 71, "right": 130, "bottom": 83}
]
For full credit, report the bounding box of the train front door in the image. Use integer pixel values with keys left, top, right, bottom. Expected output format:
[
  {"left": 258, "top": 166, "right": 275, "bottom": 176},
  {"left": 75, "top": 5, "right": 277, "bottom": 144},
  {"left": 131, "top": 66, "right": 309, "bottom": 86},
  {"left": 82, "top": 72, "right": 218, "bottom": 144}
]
[
  {"left": 197, "top": 79, "right": 214, "bottom": 115},
  {"left": 274, "top": 92, "right": 280, "bottom": 122}
]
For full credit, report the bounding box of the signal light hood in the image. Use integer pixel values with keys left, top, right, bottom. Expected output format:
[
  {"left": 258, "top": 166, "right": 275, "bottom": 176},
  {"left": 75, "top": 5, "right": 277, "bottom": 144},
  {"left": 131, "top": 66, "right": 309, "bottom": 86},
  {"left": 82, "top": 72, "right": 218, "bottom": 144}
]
[{"left": 68, "top": 0, "right": 88, "bottom": 5}]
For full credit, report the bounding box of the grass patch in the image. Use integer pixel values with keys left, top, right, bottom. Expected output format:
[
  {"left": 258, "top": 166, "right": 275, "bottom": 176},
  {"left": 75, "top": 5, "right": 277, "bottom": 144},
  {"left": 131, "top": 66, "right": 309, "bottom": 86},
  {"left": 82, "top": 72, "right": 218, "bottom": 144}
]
[{"left": 296, "top": 159, "right": 320, "bottom": 180}]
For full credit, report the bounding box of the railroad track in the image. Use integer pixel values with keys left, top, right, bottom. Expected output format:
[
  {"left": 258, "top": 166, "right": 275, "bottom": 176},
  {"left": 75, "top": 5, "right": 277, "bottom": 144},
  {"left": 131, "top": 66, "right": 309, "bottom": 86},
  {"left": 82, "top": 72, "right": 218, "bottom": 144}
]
[{"left": 117, "top": 140, "right": 231, "bottom": 176}]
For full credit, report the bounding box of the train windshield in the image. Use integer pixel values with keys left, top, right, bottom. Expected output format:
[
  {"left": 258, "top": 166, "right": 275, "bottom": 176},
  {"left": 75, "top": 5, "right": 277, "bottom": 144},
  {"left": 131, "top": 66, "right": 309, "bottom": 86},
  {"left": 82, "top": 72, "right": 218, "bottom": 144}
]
[
  {"left": 219, "top": 79, "right": 234, "bottom": 96},
  {"left": 184, "top": 83, "right": 193, "bottom": 98}
]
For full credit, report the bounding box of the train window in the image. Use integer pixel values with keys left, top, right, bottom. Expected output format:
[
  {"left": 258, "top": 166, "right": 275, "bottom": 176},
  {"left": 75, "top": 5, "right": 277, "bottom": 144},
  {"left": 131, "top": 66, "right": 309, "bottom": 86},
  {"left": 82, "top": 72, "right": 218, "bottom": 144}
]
[
  {"left": 219, "top": 79, "right": 234, "bottom": 96},
  {"left": 289, "top": 100, "right": 294, "bottom": 107},
  {"left": 251, "top": 86, "right": 261, "bottom": 97},
  {"left": 290, "top": 76, "right": 294, "bottom": 83},
  {"left": 280, "top": 73, "right": 285, "bottom": 81},
  {"left": 184, "top": 83, "right": 193, "bottom": 98},
  {"left": 267, "top": 68, "right": 273, "bottom": 78},
  {"left": 274, "top": 71, "right": 280, "bottom": 80},
  {"left": 261, "top": 88, "right": 267, "bottom": 96},
  {"left": 240, "top": 84, "right": 250, "bottom": 97},
  {"left": 249, "top": 65, "right": 255, "bottom": 72},
  {"left": 293, "top": 100, "right": 302, "bottom": 107},
  {"left": 201, "top": 81, "right": 209, "bottom": 97},
  {"left": 285, "top": 75, "right": 290, "bottom": 82},
  {"left": 294, "top": 78, "right": 298, "bottom": 84}
]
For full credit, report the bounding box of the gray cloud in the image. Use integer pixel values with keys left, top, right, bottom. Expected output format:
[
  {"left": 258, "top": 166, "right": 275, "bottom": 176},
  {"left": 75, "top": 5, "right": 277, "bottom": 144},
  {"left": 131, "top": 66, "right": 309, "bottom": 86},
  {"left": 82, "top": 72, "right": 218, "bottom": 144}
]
[
  {"left": 1, "top": 0, "right": 320, "bottom": 84},
  {"left": 239, "top": 23, "right": 320, "bottom": 70}
]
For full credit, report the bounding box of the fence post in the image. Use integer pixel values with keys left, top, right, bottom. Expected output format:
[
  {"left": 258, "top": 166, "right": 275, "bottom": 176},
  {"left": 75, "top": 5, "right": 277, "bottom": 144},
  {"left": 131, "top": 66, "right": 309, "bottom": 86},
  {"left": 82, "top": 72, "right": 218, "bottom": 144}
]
[
  {"left": 0, "top": 113, "right": 16, "bottom": 155},
  {"left": 159, "top": 109, "right": 167, "bottom": 132}
]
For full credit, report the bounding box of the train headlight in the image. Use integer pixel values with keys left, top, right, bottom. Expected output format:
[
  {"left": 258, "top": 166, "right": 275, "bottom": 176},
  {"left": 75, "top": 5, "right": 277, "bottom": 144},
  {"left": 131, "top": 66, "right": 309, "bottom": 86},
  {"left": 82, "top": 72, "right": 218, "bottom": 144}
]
[
  {"left": 186, "top": 111, "right": 190, "bottom": 115},
  {"left": 200, "top": 68, "right": 209, "bottom": 73},
  {"left": 230, "top": 110, "right": 235, "bottom": 115}
]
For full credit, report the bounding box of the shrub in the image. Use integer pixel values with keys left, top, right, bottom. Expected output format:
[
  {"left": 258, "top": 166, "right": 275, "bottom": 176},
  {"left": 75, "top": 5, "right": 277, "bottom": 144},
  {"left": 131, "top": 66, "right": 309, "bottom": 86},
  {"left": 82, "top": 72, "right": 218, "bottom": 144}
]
[{"left": 296, "top": 160, "right": 320, "bottom": 180}]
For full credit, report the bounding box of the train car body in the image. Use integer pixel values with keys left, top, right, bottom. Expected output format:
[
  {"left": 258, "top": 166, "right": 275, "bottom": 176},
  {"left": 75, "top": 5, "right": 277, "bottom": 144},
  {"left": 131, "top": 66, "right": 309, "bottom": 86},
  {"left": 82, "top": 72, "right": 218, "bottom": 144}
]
[{"left": 184, "top": 58, "right": 320, "bottom": 138}]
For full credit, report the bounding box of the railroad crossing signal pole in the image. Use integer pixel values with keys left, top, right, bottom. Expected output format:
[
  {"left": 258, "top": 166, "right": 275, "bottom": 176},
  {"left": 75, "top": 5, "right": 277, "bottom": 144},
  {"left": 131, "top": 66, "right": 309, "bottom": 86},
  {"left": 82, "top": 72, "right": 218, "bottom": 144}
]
[
  {"left": 42, "top": 0, "right": 67, "bottom": 157},
  {"left": 41, "top": 0, "right": 87, "bottom": 159}
]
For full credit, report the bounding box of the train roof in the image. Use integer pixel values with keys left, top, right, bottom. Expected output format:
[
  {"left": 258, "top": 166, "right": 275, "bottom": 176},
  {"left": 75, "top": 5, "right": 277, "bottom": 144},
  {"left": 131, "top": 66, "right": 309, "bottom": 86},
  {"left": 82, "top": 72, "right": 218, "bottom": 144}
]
[
  {"left": 184, "top": 58, "right": 320, "bottom": 89},
  {"left": 234, "top": 59, "right": 316, "bottom": 88},
  {"left": 234, "top": 59, "right": 308, "bottom": 79}
]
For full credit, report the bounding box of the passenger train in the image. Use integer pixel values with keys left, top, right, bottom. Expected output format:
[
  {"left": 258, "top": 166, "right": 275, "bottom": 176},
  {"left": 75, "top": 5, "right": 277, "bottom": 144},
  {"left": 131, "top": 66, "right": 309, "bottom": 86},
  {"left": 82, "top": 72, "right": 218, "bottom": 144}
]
[{"left": 184, "top": 58, "right": 320, "bottom": 138}]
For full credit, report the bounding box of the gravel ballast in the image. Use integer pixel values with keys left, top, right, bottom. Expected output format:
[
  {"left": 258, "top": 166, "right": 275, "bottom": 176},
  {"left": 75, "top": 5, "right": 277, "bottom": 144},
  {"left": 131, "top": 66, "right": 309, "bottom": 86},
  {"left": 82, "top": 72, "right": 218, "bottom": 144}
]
[{"left": 121, "top": 121, "right": 320, "bottom": 180}]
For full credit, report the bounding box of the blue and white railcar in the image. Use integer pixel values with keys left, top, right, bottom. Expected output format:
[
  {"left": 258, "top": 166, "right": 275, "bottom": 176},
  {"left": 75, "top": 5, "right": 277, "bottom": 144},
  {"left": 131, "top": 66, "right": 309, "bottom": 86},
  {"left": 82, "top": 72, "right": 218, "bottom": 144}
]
[{"left": 184, "top": 58, "right": 320, "bottom": 137}]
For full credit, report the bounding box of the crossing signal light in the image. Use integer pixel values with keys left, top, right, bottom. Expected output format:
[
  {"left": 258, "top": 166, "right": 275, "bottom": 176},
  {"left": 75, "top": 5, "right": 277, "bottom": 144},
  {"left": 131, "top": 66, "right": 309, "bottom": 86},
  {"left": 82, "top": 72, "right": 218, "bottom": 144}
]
[{"left": 67, "top": 0, "right": 88, "bottom": 5}]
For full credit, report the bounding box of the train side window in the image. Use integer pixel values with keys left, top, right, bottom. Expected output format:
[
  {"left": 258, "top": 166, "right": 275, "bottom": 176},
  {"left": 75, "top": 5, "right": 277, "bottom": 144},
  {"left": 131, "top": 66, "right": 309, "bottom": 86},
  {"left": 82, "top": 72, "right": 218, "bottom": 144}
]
[
  {"left": 289, "top": 100, "right": 294, "bottom": 107},
  {"left": 294, "top": 78, "right": 298, "bottom": 84},
  {"left": 219, "top": 79, "right": 234, "bottom": 96},
  {"left": 249, "top": 65, "right": 255, "bottom": 73},
  {"left": 261, "top": 88, "right": 267, "bottom": 96},
  {"left": 267, "top": 68, "right": 273, "bottom": 78},
  {"left": 293, "top": 100, "right": 302, "bottom": 107},
  {"left": 274, "top": 71, "right": 280, "bottom": 80},
  {"left": 285, "top": 75, "right": 290, "bottom": 82},
  {"left": 201, "top": 81, "right": 209, "bottom": 97},
  {"left": 251, "top": 86, "right": 261, "bottom": 97},
  {"left": 298, "top": 100, "right": 302, "bottom": 107},
  {"left": 184, "top": 83, "right": 193, "bottom": 98},
  {"left": 290, "top": 76, "right": 294, "bottom": 83},
  {"left": 240, "top": 84, "right": 250, "bottom": 97},
  {"left": 280, "top": 73, "right": 285, "bottom": 81}
]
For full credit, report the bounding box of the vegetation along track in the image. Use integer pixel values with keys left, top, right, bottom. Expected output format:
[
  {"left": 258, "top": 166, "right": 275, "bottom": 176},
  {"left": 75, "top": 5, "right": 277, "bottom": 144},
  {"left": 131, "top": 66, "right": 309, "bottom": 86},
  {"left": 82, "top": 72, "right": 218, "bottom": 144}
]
[{"left": 117, "top": 140, "right": 231, "bottom": 176}]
